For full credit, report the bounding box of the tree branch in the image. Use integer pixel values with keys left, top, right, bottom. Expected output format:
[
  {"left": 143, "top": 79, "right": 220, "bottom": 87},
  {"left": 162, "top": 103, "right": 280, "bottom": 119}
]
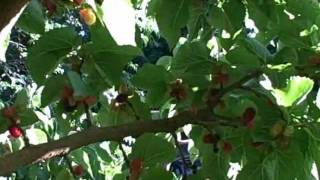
[
  {"left": 0, "top": 110, "right": 210, "bottom": 176},
  {"left": 0, "top": 0, "right": 29, "bottom": 32}
]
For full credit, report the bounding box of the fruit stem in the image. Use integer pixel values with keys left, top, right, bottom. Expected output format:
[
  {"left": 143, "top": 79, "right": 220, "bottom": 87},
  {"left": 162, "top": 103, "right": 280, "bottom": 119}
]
[{"left": 21, "top": 129, "right": 30, "bottom": 147}]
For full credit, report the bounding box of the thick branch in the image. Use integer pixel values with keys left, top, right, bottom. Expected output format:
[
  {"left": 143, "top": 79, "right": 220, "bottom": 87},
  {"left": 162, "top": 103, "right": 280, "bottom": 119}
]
[
  {"left": 0, "top": 110, "right": 210, "bottom": 176},
  {"left": 0, "top": 0, "right": 29, "bottom": 32}
]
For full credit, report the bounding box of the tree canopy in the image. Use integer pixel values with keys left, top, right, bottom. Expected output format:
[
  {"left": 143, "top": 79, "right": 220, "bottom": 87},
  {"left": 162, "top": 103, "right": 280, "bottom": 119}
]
[{"left": 0, "top": 0, "right": 320, "bottom": 179}]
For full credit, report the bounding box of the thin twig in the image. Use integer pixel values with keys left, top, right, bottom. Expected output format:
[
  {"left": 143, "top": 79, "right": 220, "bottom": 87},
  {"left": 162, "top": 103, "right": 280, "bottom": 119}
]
[
  {"left": 84, "top": 104, "right": 93, "bottom": 127},
  {"left": 22, "top": 129, "right": 30, "bottom": 147},
  {"left": 171, "top": 132, "right": 189, "bottom": 180},
  {"left": 127, "top": 101, "right": 140, "bottom": 121},
  {"left": 195, "top": 119, "right": 241, "bottom": 128},
  {"left": 119, "top": 142, "right": 130, "bottom": 168}
]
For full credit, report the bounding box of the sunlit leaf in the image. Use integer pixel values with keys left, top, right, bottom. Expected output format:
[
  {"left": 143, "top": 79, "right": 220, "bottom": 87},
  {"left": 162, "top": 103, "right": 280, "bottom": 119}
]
[{"left": 272, "top": 76, "right": 314, "bottom": 107}]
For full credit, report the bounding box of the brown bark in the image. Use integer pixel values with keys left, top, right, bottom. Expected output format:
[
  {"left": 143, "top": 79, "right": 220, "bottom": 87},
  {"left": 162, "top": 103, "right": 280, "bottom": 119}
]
[
  {"left": 0, "top": 110, "right": 212, "bottom": 176},
  {"left": 0, "top": 0, "right": 29, "bottom": 32}
]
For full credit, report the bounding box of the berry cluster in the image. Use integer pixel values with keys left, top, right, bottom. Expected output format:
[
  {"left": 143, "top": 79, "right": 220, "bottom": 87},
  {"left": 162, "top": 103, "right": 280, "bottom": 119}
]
[
  {"left": 169, "top": 79, "right": 187, "bottom": 101},
  {"left": 242, "top": 107, "right": 256, "bottom": 129},
  {"left": 2, "top": 107, "right": 23, "bottom": 138},
  {"left": 72, "top": 165, "right": 84, "bottom": 177},
  {"left": 111, "top": 85, "right": 133, "bottom": 112}
]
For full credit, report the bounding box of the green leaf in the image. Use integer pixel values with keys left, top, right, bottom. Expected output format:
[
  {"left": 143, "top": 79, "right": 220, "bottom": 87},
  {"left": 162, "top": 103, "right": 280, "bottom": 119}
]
[
  {"left": 275, "top": 10, "right": 311, "bottom": 49},
  {"left": 113, "top": 173, "right": 127, "bottom": 180},
  {"left": 156, "top": 56, "right": 172, "bottom": 70},
  {"left": 81, "top": 57, "right": 112, "bottom": 92},
  {"left": 27, "top": 164, "right": 50, "bottom": 180},
  {"left": 55, "top": 169, "right": 74, "bottom": 180},
  {"left": 272, "top": 76, "right": 314, "bottom": 107},
  {"left": 237, "top": 162, "right": 266, "bottom": 180},
  {"left": 41, "top": 75, "right": 67, "bottom": 107},
  {"left": 244, "top": 38, "right": 273, "bottom": 63},
  {"left": 19, "top": 109, "right": 38, "bottom": 127},
  {"left": 141, "top": 167, "right": 173, "bottom": 180},
  {"left": 190, "top": 126, "right": 230, "bottom": 179},
  {"left": 171, "top": 41, "right": 212, "bottom": 75},
  {"left": 94, "top": 145, "right": 112, "bottom": 163},
  {"left": 89, "top": 22, "right": 117, "bottom": 47},
  {"left": 26, "top": 128, "right": 48, "bottom": 145},
  {"left": 207, "top": 0, "right": 245, "bottom": 34},
  {"left": 87, "top": 44, "right": 142, "bottom": 86},
  {"left": 226, "top": 45, "right": 261, "bottom": 69},
  {"left": 70, "top": 148, "right": 94, "bottom": 178},
  {"left": 246, "top": 0, "right": 277, "bottom": 31},
  {"left": 145, "top": 83, "right": 170, "bottom": 108},
  {"left": 27, "top": 28, "right": 81, "bottom": 84},
  {"left": 14, "top": 90, "right": 29, "bottom": 109},
  {"left": 286, "top": 0, "right": 320, "bottom": 22},
  {"left": 316, "top": 88, "right": 320, "bottom": 110},
  {"left": 271, "top": 47, "right": 298, "bottom": 65},
  {"left": 129, "top": 94, "right": 152, "bottom": 120},
  {"left": 16, "top": 0, "right": 45, "bottom": 34},
  {"left": 10, "top": 138, "right": 24, "bottom": 151},
  {"left": 83, "top": 23, "right": 142, "bottom": 87},
  {"left": 187, "top": 1, "right": 204, "bottom": 39},
  {"left": 82, "top": 147, "right": 105, "bottom": 179},
  {"left": 96, "top": 101, "right": 136, "bottom": 126},
  {"left": 152, "top": 0, "right": 191, "bottom": 48},
  {"left": 131, "top": 64, "right": 171, "bottom": 90},
  {"left": 56, "top": 115, "right": 72, "bottom": 136},
  {"left": 263, "top": 144, "right": 305, "bottom": 180},
  {"left": 131, "top": 133, "right": 175, "bottom": 167},
  {"left": 200, "top": 146, "right": 230, "bottom": 179},
  {"left": 239, "top": 143, "right": 306, "bottom": 180},
  {"left": 0, "top": 115, "right": 10, "bottom": 134},
  {"left": 222, "top": 0, "right": 245, "bottom": 34}
]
